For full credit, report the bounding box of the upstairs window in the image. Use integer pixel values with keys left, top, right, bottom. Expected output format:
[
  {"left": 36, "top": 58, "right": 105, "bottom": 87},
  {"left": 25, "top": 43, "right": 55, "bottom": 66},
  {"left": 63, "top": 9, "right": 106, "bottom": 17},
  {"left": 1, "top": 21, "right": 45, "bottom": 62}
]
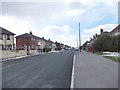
[{"left": 7, "top": 34, "right": 10, "bottom": 40}]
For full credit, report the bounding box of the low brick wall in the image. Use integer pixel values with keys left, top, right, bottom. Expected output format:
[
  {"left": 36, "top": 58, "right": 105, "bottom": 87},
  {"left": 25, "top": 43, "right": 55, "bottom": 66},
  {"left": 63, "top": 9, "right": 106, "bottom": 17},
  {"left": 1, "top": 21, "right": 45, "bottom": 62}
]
[
  {"left": 29, "top": 50, "right": 38, "bottom": 55},
  {"left": 0, "top": 50, "right": 27, "bottom": 59},
  {"left": 0, "top": 50, "right": 39, "bottom": 60}
]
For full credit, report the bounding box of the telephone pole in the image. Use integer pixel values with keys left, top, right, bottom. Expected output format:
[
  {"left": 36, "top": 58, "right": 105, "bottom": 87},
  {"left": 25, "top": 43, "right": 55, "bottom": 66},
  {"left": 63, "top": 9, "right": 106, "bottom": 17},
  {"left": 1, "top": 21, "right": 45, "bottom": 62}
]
[
  {"left": 76, "top": 37, "right": 78, "bottom": 48},
  {"left": 79, "top": 23, "right": 81, "bottom": 52}
]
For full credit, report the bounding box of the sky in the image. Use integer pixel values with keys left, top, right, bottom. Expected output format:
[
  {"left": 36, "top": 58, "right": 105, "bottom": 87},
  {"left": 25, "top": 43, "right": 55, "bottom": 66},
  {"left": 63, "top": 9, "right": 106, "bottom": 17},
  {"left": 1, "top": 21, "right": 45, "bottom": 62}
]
[{"left": 0, "top": 0, "right": 119, "bottom": 47}]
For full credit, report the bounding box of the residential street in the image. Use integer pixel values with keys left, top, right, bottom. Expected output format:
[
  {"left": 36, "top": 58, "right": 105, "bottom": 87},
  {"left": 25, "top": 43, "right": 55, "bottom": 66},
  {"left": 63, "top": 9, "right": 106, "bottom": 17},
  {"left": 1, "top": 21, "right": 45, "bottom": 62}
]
[{"left": 2, "top": 50, "right": 74, "bottom": 88}]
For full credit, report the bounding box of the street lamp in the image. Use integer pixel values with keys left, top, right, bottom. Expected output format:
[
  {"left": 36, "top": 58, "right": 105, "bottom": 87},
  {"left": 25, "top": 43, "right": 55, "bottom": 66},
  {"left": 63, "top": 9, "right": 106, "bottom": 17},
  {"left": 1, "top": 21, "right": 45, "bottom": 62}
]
[{"left": 79, "top": 23, "right": 81, "bottom": 52}]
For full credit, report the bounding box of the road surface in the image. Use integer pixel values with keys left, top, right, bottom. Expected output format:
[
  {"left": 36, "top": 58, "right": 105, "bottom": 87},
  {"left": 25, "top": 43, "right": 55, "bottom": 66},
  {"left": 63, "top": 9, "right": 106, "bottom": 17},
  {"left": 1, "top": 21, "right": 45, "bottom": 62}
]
[{"left": 2, "top": 50, "right": 74, "bottom": 88}]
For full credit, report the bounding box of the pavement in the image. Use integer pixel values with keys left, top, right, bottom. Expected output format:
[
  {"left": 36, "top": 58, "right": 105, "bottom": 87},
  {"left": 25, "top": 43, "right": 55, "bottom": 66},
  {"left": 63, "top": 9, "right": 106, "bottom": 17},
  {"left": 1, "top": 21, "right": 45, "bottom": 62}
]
[
  {"left": 73, "top": 51, "right": 118, "bottom": 88},
  {"left": 2, "top": 50, "right": 74, "bottom": 88}
]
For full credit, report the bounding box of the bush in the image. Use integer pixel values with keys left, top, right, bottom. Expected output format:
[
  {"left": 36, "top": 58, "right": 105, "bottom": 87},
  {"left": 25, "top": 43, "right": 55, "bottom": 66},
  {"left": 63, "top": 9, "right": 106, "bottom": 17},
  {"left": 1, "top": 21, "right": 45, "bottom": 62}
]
[
  {"left": 93, "top": 34, "right": 119, "bottom": 52},
  {"left": 43, "top": 48, "right": 51, "bottom": 52}
]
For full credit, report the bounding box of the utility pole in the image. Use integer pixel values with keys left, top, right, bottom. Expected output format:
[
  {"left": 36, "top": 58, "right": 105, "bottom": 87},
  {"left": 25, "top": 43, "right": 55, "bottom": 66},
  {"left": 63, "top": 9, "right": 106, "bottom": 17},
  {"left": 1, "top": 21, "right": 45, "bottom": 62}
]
[
  {"left": 76, "top": 37, "right": 78, "bottom": 48},
  {"left": 79, "top": 23, "right": 81, "bottom": 52}
]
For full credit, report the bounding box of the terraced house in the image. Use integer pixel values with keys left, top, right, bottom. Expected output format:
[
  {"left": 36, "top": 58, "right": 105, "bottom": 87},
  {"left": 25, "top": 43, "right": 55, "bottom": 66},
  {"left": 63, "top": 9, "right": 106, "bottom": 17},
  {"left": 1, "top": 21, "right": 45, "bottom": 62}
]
[
  {"left": 0, "top": 27, "right": 15, "bottom": 50},
  {"left": 16, "top": 31, "right": 56, "bottom": 54}
]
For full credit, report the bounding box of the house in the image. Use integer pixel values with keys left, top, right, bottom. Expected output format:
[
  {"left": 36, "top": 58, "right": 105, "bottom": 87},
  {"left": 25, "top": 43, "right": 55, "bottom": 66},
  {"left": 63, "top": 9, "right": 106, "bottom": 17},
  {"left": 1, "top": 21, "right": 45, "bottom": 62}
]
[
  {"left": 55, "top": 41, "right": 62, "bottom": 50},
  {"left": 37, "top": 37, "right": 49, "bottom": 52},
  {"left": 51, "top": 42, "right": 56, "bottom": 51},
  {"left": 45, "top": 39, "right": 56, "bottom": 51},
  {"left": 109, "top": 24, "right": 120, "bottom": 36},
  {"left": 16, "top": 31, "right": 56, "bottom": 53},
  {"left": 0, "top": 27, "right": 15, "bottom": 50},
  {"left": 46, "top": 39, "right": 52, "bottom": 49},
  {"left": 16, "top": 31, "right": 38, "bottom": 51}
]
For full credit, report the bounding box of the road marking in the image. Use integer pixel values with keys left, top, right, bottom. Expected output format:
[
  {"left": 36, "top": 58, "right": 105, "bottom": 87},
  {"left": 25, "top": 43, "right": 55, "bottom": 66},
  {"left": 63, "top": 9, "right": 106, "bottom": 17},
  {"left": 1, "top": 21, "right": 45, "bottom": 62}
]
[{"left": 70, "top": 54, "right": 75, "bottom": 89}]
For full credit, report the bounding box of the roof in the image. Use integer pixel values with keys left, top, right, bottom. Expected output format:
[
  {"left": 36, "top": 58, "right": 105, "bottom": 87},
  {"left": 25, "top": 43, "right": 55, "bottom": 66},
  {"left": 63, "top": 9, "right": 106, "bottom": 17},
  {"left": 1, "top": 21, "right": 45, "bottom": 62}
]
[
  {"left": 16, "top": 33, "right": 51, "bottom": 42},
  {"left": 97, "top": 31, "right": 109, "bottom": 38},
  {"left": 109, "top": 24, "right": 120, "bottom": 35},
  {"left": 16, "top": 32, "right": 56, "bottom": 44},
  {"left": 15, "top": 33, "right": 39, "bottom": 38},
  {"left": 0, "top": 26, "right": 15, "bottom": 35}
]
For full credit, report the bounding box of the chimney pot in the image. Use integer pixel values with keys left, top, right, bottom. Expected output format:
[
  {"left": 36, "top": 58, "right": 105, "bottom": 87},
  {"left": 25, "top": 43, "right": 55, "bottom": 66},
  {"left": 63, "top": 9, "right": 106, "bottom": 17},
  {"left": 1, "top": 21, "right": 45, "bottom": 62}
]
[
  {"left": 29, "top": 31, "right": 32, "bottom": 35},
  {"left": 100, "top": 28, "right": 103, "bottom": 34},
  {"left": 95, "top": 34, "right": 98, "bottom": 37}
]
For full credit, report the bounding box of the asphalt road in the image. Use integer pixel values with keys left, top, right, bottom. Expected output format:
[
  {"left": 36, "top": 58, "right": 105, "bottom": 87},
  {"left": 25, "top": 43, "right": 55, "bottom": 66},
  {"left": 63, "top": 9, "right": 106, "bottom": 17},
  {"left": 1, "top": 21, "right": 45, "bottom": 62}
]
[{"left": 2, "top": 50, "right": 74, "bottom": 88}]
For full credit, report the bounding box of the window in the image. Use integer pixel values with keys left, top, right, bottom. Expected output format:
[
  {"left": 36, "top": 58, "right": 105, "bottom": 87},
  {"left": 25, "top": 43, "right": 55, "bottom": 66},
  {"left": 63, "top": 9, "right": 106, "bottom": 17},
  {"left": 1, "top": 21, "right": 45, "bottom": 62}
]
[
  {"left": 32, "top": 37, "right": 35, "bottom": 41},
  {"left": 7, "top": 34, "right": 10, "bottom": 40},
  {"left": 0, "top": 34, "right": 3, "bottom": 39}
]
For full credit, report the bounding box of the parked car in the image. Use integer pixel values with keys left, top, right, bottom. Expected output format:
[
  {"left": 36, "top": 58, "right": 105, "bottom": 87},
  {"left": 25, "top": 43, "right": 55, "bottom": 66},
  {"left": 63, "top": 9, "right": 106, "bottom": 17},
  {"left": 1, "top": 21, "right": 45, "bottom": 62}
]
[{"left": 75, "top": 48, "right": 79, "bottom": 51}]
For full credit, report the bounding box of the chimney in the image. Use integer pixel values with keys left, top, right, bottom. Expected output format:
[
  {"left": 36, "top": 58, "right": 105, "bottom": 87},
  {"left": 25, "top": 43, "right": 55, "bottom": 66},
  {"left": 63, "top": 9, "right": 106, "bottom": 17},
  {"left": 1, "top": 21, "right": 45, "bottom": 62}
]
[
  {"left": 42, "top": 37, "right": 44, "bottom": 39},
  {"left": 100, "top": 28, "right": 103, "bottom": 34},
  {"left": 93, "top": 35, "right": 95, "bottom": 39},
  {"left": 95, "top": 34, "right": 98, "bottom": 37},
  {"left": 29, "top": 31, "right": 32, "bottom": 35},
  {"left": 90, "top": 37, "right": 92, "bottom": 41},
  {"left": 48, "top": 39, "right": 50, "bottom": 41}
]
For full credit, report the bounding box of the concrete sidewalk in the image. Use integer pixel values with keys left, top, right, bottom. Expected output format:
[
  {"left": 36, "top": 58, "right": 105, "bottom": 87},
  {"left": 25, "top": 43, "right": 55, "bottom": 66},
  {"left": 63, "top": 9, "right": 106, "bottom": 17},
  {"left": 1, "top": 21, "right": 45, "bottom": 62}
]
[{"left": 73, "top": 51, "right": 118, "bottom": 88}]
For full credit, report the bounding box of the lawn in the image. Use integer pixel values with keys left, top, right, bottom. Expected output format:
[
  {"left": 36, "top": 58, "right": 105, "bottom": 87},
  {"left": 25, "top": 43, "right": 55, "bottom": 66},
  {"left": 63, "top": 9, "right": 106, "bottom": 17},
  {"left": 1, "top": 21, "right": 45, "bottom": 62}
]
[
  {"left": 95, "top": 52, "right": 120, "bottom": 62},
  {"left": 95, "top": 52, "right": 103, "bottom": 55},
  {"left": 104, "top": 56, "right": 120, "bottom": 62}
]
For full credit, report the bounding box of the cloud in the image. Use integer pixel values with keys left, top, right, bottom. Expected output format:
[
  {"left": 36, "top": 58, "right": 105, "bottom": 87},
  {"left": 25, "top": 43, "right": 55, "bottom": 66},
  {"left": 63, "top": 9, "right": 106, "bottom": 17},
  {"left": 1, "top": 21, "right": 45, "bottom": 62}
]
[
  {"left": 2, "top": 2, "right": 67, "bottom": 19},
  {"left": 34, "top": 24, "right": 77, "bottom": 47},
  {"left": 37, "top": 25, "right": 72, "bottom": 38},
  {"left": 69, "top": 2, "right": 87, "bottom": 10},
  {"left": 2, "top": 0, "right": 118, "bottom": 26},
  {"left": 53, "top": 34, "right": 77, "bottom": 47},
  {"left": 0, "top": 15, "right": 38, "bottom": 38},
  {"left": 84, "top": 24, "right": 118, "bottom": 35}
]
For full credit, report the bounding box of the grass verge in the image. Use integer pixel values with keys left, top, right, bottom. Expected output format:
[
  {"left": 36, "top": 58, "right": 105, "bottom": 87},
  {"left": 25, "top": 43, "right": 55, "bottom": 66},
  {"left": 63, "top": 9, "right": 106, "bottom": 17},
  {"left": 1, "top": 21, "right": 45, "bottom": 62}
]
[
  {"left": 104, "top": 56, "right": 120, "bottom": 62},
  {"left": 95, "top": 52, "right": 103, "bottom": 55}
]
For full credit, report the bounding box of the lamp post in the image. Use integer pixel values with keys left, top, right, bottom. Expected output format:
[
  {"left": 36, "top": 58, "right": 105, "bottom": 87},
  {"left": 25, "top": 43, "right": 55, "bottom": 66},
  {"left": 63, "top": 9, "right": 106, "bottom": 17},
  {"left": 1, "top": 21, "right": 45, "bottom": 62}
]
[{"left": 79, "top": 23, "right": 81, "bottom": 52}]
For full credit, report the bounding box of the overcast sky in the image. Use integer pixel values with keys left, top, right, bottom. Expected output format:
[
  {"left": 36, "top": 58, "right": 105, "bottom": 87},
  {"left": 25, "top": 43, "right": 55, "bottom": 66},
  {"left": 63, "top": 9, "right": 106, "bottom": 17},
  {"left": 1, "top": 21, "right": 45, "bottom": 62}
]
[{"left": 0, "top": 0, "right": 119, "bottom": 47}]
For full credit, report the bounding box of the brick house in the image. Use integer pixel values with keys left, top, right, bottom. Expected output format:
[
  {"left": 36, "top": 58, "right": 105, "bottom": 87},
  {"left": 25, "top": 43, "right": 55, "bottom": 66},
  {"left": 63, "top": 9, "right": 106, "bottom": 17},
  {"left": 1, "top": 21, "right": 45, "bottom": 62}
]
[
  {"left": 16, "top": 31, "right": 38, "bottom": 51},
  {"left": 0, "top": 27, "right": 15, "bottom": 50}
]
